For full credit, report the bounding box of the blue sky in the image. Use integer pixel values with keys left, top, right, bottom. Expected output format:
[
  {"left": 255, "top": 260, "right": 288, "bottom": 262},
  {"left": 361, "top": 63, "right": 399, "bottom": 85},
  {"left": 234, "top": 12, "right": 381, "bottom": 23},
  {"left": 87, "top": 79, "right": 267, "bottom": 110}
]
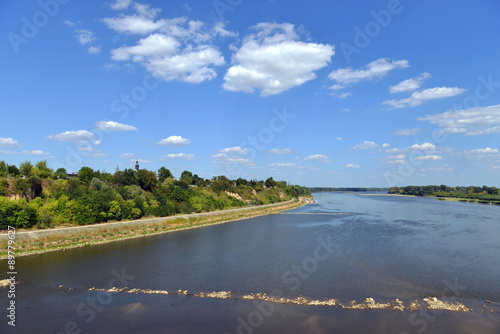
[{"left": 1, "top": 0, "right": 500, "bottom": 187}]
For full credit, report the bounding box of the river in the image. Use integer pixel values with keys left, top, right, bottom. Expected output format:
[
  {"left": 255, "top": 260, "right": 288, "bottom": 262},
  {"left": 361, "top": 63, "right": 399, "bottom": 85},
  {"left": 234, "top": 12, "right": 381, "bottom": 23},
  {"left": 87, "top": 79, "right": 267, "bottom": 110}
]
[{"left": 1, "top": 192, "right": 500, "bottom": 333}]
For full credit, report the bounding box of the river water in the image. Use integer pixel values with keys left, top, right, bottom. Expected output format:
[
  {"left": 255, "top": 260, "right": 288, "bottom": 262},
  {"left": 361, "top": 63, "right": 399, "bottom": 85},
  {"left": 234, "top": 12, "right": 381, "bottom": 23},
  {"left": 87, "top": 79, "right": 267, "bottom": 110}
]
[{"left": 1, "top": 192, "right": 500, "bottom": 333}]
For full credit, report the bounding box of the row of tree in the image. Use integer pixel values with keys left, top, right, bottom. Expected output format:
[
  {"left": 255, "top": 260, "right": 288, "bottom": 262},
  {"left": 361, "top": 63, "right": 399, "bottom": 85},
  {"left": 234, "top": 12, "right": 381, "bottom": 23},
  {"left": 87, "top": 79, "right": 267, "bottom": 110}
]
[
  {"left": 388, "top": 185, "right": 500, "bottom": 201},
  {"left": 309, "top": 187, "right": 389, "bottom": 192},
  {"left": 0, "top": 161, "right": 311, "bottom": 229}
]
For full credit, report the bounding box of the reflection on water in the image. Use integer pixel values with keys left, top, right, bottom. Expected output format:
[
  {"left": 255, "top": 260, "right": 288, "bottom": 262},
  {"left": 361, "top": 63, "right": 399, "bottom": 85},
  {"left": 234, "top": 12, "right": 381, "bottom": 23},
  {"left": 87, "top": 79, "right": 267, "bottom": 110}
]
[{"left": 1, "top": 192, "right": 500, "bottom": 333}]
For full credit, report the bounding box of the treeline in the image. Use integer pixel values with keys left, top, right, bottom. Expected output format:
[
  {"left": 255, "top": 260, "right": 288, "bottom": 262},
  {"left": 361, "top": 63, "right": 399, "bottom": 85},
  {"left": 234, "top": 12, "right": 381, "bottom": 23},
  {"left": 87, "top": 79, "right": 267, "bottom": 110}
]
[
  {"left": 0, "top": 160, "right": 311, "bottom": 229},
  {"left": 309, "top": 187, "right": 389, "bottom": 192},
  {"left": 388, "top": 185, "right": 500, "bottom": 203}
]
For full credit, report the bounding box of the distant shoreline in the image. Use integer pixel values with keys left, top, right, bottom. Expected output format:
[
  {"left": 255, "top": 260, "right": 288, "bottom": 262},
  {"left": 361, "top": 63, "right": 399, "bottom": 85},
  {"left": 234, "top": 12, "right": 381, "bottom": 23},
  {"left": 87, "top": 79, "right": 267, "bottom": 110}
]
[{"left": 359, "top": 193, "right": 500, "bottom": 205}]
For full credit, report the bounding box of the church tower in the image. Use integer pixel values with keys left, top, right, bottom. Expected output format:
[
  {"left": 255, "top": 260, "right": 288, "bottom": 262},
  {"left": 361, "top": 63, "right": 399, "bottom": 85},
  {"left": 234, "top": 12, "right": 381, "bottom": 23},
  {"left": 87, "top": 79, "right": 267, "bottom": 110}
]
[{"left": 135, "top": 160, "right": 139, "bottom": 172}]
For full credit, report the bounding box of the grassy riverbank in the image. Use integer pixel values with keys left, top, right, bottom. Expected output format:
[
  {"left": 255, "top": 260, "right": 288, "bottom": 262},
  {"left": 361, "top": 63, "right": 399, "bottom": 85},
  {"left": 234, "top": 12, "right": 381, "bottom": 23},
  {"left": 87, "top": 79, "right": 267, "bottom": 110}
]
[{"left": 0, "top": 199, "right": 308, "bottom": 260}]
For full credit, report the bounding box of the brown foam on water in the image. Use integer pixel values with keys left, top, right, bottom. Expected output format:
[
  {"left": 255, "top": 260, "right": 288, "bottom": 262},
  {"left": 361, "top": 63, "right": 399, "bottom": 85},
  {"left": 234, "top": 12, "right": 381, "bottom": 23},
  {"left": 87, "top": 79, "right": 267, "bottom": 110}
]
[{"left": 79, "top": 286, "right": 484, "bottom": 312}]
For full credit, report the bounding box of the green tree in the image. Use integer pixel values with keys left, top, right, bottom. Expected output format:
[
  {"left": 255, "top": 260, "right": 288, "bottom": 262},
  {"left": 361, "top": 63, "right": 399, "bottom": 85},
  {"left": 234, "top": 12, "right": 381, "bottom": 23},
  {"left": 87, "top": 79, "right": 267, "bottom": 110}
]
[
  {"left": 12, "top": 178, "right": 29, "bottom": 197},
  {"left": 0, "top": 161, "right": 6, "bottom": 177},
  {"left": 236, "top": 178, "right": 248, "bottom": 186},
  {"left": 265, "top": 177, "right": 276, "bottom": 188},
  {"left": 7, "top": 165, "right": 20, "bottom": 177},
  {"left": 19, "top": 161, "right": 34, "bottom": 178},
  {"left": 53, "top": 168, "right": 67, "bottom": 179},
  {"left": 27, "top": 176, "right": 43, "bottom": 198},
  {"left": 158, "top": 167, "right": 172, "bottom": 183},
  {"left": 180, "top": 170, "right": 194, "bottom": 185},
  {"left": 78, "top": 166, "right": 94, "bottom": 183},
  {"left": 136, "top": 169, "right": 159, "bottom": 192},
  {"left": 34, "top": 160, "right": 53, "bottom": 179},
  {"left": 172, "top": 187, "right": 187, "bottom": 202}
]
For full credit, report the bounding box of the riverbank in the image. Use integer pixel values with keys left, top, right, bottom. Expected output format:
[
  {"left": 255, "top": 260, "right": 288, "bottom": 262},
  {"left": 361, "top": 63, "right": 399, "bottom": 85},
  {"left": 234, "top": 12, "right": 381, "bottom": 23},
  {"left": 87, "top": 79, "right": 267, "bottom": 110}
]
[
  {"left": 359, "top": 193, "right": 500, "bottom": 205},
  {"left": 0, "top": 198, "right": 309, "bottom": 259}
]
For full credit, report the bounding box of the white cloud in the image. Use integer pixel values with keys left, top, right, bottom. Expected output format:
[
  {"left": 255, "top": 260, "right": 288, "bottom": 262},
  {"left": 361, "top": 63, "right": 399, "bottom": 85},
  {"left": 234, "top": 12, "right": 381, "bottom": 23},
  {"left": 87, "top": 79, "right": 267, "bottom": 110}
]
[
  {"left": 109, "top": 16, "right": 226, "bottom": 83},
  {"left": 394, "top": 128, "right": 422, "bottom": 136},
  {"left": 214, "top": 22, "right": 237, "bottom": 37},
  {"left": 328, "top": 58, "right": 409, "bottom": 88},
  {"left": 418, "top": 104, "right": 500, "bottom": 136},
  {"left": 219, "top": 146, "right": 247, "bottom": 155},
  {"left": 47, "top": 130, "right": 95, "bottom": 142},
  {"left": 64, "top": 20, "right": 75, "bottom": 27},
  {"left": 120, "top": 153, "right": 135, "bottom": 159},
  {"left": 88, "top": 46, "right": 101, "bottom": 54},
  {"left": 385, "top": 142, "right": 452, "bottom": 155},
  {"left": 110, "top": 0, "right": 132, "bottom": 10},
  {"left": 383, "top": 87, "right": 466, "bottom": 109},
  {"left": 381, "top": 154, "right": 406, "bottom": 164},
  {"left": 159, "top": 153, "right": 196, "bottom": 161},
  {"left": 414, "top": 155, "right": 443, "bottom": 161},
  {"left": 0, "top": 137, "right": 21, "bottom": 148},
  {"left": 223, "top": 22, "right": 334, "bottom": 96},
  {"left": 95, "top": 121, "right": 138, "bottom": 131},
  {"left": 454, "top": 147, "right": 500, "bottom": 160},
  {"left": 269, "top": 148, "right": 292, "bottom": 155},
  {"left": 212, "top": 155, "right": 254, "bottom": 165},
  {"left": 345, "top": 163, "right": 360, "bottom": 168},
  {"left": 330, "top": 91, "right": 351, "bottom": 99},
  {"left": 336, "top": 137, "right": 343, "bottom": 141},
  {"left": 350, "top": 141, "right": 378, "bottom": 150},
  {"left": 75, "top": 29, "right": 95, "bottom": 45},
  {"left": 157, "top": 135, "right": 191, "bottom": 147},
  {"left": 22, "top": 150, "right": 49, "bottom": 155},
  {"left": 304, "top": 154, "right": 330, "bottom": 163},
  {"left": 0, "top": 150, "right": 19, "bottom": 155},
  {"left": 267, "top": 163, "right": 296, "bottom": 168},
  {"left": 382, "top": 143, "right": 390, "bottom": 148},
  {"left": 389, "top": 72, "right": 431, "bottom": 93}
]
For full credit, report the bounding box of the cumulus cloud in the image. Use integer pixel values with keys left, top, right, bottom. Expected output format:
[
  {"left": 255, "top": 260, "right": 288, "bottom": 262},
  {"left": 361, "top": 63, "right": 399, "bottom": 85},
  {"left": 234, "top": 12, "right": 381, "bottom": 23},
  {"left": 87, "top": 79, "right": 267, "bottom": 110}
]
[
  {"left": 269, "top": 148, "right": 292, "bottom": 155},
  {"left": 0, "top": 150, "right": 19, "bottom": 155},
  {"left": 22, "top": 150, "right": 50, "bottom": 155},
  {"left": 389, "top": 72, "right": 431, "bottom": 93},
  {"left": 382, "top": 143, "right": 391, "bottom": 148},
  {"left": 88, "top": 46, "right": 101, "bottom": 54},
  {"left": 394, "top": 128, "right": 421, "bottom": 136},
  {"left": 328, "top": 58, "right": 409, "bottom": 89},
  {"left": 381, "top": 154, "right": 406, "bottom": 164},
  {"left": 106, "top": 6, "right": 228, "bottom": 84},
  {"left": 414, "top": 155, "right": 443, "bottom": 161},
  {"left": 345, "top": 163, "right": 360, "bottom": 168},
  {"left": 212, "top": 154, "right": 254, "bottom": 165},
  {"left": 383, "top": 87, "right": 466, "bottom": 109},
  {"left": 157, "top": 135, "right": 191, "bottom": 146},
  {"left": 47, "top": 130, "right": 95, "bottom": 142},
  {"left": 95, "top": 121, "right": 138, "bottom": 131},
  {"left": 0, "top": 137, "right": 21, "bottom": 148},
  {"left": 267, "top": 163, "right": 296, "bottom": 167},
  {"left": 223, "top": 22, "right": 334, "bottom": 96},
  {"left": 110, "top": 0, "right": 132, "bottom": 10},
  {"left": 75, "top": 29, "right": 95, "bottom": 45},
  {"left": 219, "top": 146, "right": 248, "bottom": 155},
  {"left": 418, "top": 104, "right": 500, "bottom": 136},
  {"left": 454, "top": 147, "right": 500, "bottom": 160},
  {"left": 304, "top": 154, "right": 330, "bottom": 163},
  {"left": 386, "top": 142, "right": 452, "bottom": 155},
  {"left": 350, "top": 141, "right": 378, "bottom": 150},
  {"left": 159, "top": 153, "right": 196, "bottom": 161}
]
